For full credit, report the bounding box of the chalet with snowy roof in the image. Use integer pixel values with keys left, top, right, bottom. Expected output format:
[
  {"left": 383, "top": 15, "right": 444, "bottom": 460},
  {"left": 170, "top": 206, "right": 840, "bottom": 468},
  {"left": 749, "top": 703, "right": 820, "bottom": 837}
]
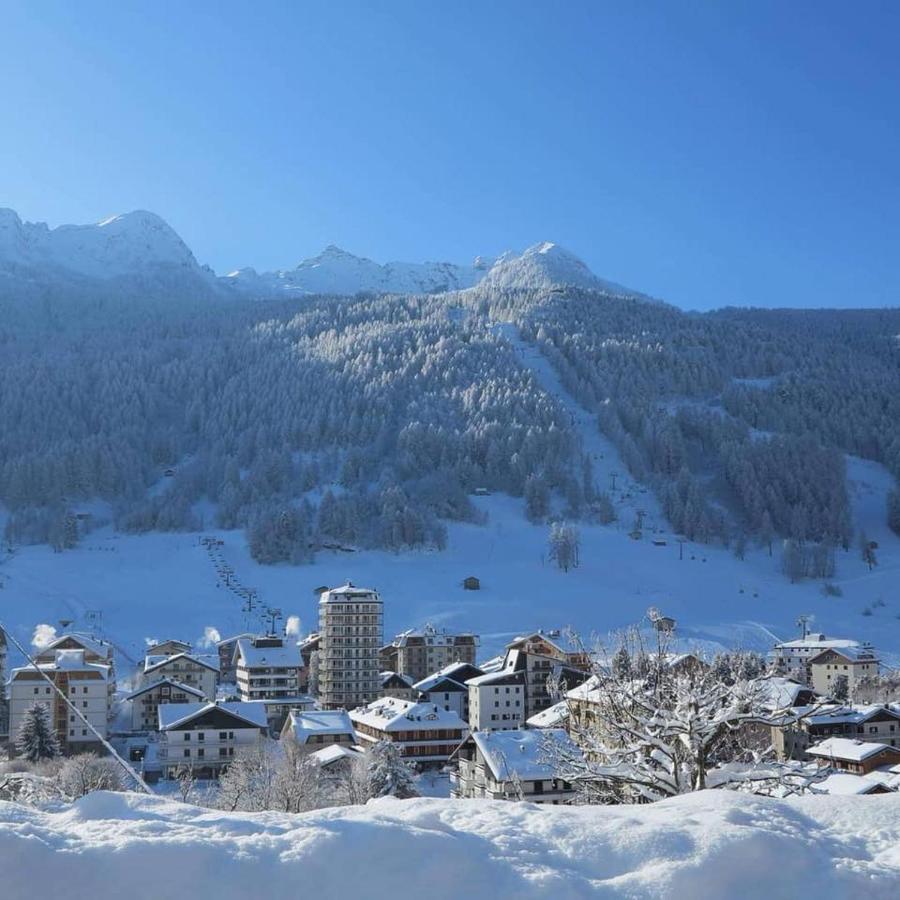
[
  {"left": 451, "top": 728, "right": 581, "bottom": 804},
  {"left": 350, "top": 697, "right": 468, "bottom": 765},
  {"left": 770, "top": 634, "right": 868, "bottom": 686},
  {"left": 807, "top": 738, "right": 900, "bottom": 776},
  {"left": 414, "top": 662, "right": 484, "bottom": 720},
  {"left": 773, "top": 703, "right": 900, "bottom": 760},
  {"left": 234, "top": 636, "right": 303, "bottom": 705},
  {"left": 141, "top": 652, "right": 218, "bottom": 700},
  {"left": 8, "top": 649, "right": 110, "bottom": 756},
  {"left": 280, "top": 708, "right": 357, "bottom": 749},
  {"left": 309, "top": 743, "right": 364, "bottom": 775},
  {"left": 158, "top": 701, "right": 267, "bottom": 779},
  {"left": 125, "top": 678, "right": 205, "bottom": 732},
  {"left": 379, "top": 624, "right": 479, "bottom": 683},
  {"left": 808, "top": 646, "right": 880, "bottom": 700},
  {"left": 380, "top": 671, "right": 417, "bottom": 701}
]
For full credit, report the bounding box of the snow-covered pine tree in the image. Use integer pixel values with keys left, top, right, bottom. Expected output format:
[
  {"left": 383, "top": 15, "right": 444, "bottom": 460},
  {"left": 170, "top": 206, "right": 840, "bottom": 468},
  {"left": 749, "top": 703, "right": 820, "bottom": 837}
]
[
  {"left": 16, "top": 702, "right": 60, "bottom": 763},
  {"left": 366, "top": 741, "right": 419, "bottom": 799}
]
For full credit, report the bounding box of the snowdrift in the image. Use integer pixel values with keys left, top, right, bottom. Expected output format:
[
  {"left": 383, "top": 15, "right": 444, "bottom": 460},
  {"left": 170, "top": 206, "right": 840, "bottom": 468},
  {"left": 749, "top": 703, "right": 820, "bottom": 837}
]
[{"left": 1, "top": 791, "right": 899, "bottom": 898}]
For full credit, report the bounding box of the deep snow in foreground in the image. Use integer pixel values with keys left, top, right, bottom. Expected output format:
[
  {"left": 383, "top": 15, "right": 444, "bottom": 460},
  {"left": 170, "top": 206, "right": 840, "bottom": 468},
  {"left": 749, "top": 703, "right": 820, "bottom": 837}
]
[{"left": 1, "top": 791, "right": 899, "bottom": 899}]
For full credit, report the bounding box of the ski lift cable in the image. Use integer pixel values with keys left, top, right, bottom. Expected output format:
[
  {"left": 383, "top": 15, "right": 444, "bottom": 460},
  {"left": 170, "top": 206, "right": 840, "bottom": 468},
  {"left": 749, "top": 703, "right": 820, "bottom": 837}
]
[{"left": 0, "top": 620, "right": 154, "bottom": 795}]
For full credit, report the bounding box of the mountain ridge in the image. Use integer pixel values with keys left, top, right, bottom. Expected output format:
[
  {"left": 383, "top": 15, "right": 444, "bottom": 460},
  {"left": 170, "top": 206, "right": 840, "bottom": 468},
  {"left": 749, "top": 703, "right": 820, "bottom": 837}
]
[{"left": 0, "top": 208, "right": 639, "bottom": 300}]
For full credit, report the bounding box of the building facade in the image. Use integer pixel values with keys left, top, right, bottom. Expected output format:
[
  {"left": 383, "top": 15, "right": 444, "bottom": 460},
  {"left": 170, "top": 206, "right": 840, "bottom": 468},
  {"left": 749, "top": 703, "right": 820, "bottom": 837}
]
[
  {"left": 318, "top": 583, "right": 383, "bottom": 710},
  {"left": 770, "top": 634, "right": 868, "bottom": 686},
  {"left": 141, "top": 652, "right": 218, "bottom": 701},
  {"left": 234, "top": 636, "right": 303, "bottom": 702},
  {"left": 808, "top": 647, "right": 880, "bottom": 700},
  {"left": 157, "top": 701, "right": 267, "bottom": 779},
  {"left": 467, "top": 669, "right": 526, "bottom": 731},
  {"left": 350, "top": 697, "right": 468, "bottom": 765},
  {"left": 380, "top": 624, "right": 479, "bottom": 683},
  {"left": 451, "top": 729, "right": 580, "bottom": 804},
  {"left": 8, "top": 649, "right": 110, "bottom": 755},
  {"left": 125, "top": 679, "right": 206, "bottom": 732}
]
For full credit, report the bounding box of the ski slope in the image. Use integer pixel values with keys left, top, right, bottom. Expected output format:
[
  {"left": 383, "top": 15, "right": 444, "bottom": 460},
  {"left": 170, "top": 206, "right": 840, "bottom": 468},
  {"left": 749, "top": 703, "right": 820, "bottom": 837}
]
[{"left": 1, "top": 330, "right": 898, "bottom": 671}]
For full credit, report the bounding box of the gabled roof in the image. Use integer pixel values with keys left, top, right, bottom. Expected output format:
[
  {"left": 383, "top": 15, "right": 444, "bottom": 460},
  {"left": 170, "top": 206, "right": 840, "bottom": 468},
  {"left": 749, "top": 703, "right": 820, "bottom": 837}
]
[
  {"left": 471, "top": 728, "right": 581, "bottom": 782},
  {"left": 11, "top": 649, "right": 110, "bottom": 680},
  {"left": 466, "top": 668, "right": 525, "bottom": 688},
  {"left": 284, "top": 709, "right": 356, "bottom": 743},
  {"left": 526, "top": 700, "right": 569, "bottom": 729},
  {"left": 807, "top": 738, "right": 899, "bottom": 763},
  {"left": 38, "top": 633, "right": 111, "bottom": 659},
  {"left": 380, "top": 671, "right": 415, "bottom": 688},
  {"left": 415, "top": 662, "right": 484, "bottom": 692},
  {"left": 144, "top": 652, "right": 219, "bottom": 675},
  {"left": 158, "top": 701, "right": 268, "bottom": 731},
  {"left": 125, "top": 678, "right": 206, "bottom": 702},
  {"left": 415, "top": 675, "right": 467, "bottom": 694},
  {"left": 774, "top": 636, "right": 860, "bottom": 650},
  {"left": 811, "top": 773, "right": 892, "bottom": 795},
  {"left": 310, "top": 744, "right": 364, "bottom": 767},
  {"left": 235, "top": 639, "right": 301, "bottom": 669},
  {"left": 807, "top": 646, "right": 880, "bottom": 665},
  {"left": 350, "top": 697, "right": 467, "bottom": 732}
]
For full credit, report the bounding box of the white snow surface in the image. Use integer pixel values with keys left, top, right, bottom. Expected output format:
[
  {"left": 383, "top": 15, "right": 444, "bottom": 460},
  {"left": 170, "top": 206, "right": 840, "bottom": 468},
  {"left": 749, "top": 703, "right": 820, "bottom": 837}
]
[{"left": 2, "top": 790, "right": 900, "bottom": 898}]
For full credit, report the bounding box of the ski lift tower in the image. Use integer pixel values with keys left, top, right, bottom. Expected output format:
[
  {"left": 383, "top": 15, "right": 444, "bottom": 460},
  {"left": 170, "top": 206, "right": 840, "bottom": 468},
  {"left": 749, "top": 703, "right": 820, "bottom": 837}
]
[{"left": 264, "top": 607, "right": 283, "bottom": 637}]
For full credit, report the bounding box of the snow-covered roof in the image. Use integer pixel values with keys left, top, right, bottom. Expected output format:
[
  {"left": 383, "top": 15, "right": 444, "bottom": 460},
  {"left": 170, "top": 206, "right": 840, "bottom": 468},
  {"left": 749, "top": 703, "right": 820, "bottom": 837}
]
[
  {"left": 807, "top": 738, "right": 896, "bottom": 763},
  {"left": 802, "top": 704, "right": 900, "bottom": 727},
  {"left": 387, "top": 625, "right": 477, "bottom": 648},
  {"left": 216, "top": 632, "right": 255, "bottom": 648},
  {"left": 39, "top": 633, "right": 111, "bottom": 658},
  {"left": 144, "top": 652, "right": 219, "bottom": 675},
  {"left": 566, "top": 675, "right": 602, "bottom": 703},
  {"left": 807, "top": 646, "right": 880, "bottom": 664},
  {"left": 478, "top": 655, "right": 506, "bottom": 673},
  {"left": 414, "top": 662, "right": 483, "bottom": 693},
  {"left": 125, "top": 678, "right": 205, "bottom": 701},
  {"left": 466, "top": 668, "right": 525, "bottom": 688},
  {"left": 285, "top": 709, "right": 356, "bottom": 743},
  {"left": 757, "top": 676, "right": 818, "bottom": 710},
  {"left": 158, "top": 701, "right": 268, "bottom": 731},
  {"left": 12, "top": 649, "right": 110, "bottom": 680},
  {"left": 320, "top": 582, "right": 379, "bottom": 601},
  {"left": 235, "top": 639, "right": 301, "bottom": 669},
  {"left": 526, "top": 701, "right": 569, "bottom": 729},
  {"left": 774, "top": 636, "right": 859, "bottom": 651},
  {"left": 310, "top": 745, "right": 363, "bottom": 767},
  {"left": 380, "top": 671, "right": 415, "bottom": 688},
  {"left": 811, "top": 773, "right": 891, "bottom": 795},
  {"left": 350, "top": 697, "right": 467, "bottom": 733},
  {"left": 472, "top": 728, "right": 581, "bottom": 782}
]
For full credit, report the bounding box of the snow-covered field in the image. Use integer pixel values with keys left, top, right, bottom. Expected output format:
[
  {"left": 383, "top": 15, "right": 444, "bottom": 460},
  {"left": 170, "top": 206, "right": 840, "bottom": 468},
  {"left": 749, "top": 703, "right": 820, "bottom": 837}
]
[{"left": 1, "top": 790, "right": 899, "bottom": 899}]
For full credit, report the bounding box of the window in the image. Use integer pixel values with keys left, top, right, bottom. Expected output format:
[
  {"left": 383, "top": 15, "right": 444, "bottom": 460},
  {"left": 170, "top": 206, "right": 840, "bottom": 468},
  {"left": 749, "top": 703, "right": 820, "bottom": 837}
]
[
  {"left": 197, "top": 748, "right": 205, "bottom": 759},
  {"left": 219, "top": 732, "right": 228, "bottom": 740},
  {"left": 198, "top": 732, "right": 205, "bottom": 741},
  {"left": 184, "top": 733, "right": 191, "bottom": 741},
  {"left": 184, "top": 749, "right": 191, "bottom": 758}
]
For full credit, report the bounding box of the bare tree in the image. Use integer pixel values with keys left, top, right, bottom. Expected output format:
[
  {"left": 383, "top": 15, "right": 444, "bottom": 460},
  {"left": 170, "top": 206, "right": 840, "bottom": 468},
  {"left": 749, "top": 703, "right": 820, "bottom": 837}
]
[{"left": 546, "top": 625, "right": 817, "bottom": 803}]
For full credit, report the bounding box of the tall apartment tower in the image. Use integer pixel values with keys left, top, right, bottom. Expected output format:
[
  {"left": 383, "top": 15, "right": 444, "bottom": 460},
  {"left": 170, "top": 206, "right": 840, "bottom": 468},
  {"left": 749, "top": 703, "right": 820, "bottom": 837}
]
[{"left": 318, "top": 582, "right": 383, "bottom": 710}]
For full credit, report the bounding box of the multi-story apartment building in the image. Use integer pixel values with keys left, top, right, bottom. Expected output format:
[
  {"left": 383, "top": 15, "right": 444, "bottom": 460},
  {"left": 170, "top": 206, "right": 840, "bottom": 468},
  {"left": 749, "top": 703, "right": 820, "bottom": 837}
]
[
  {"left": 451, "top": 728, "right": 581, "bottom": 804},
  {"left": 298, "top": 632, "right": 321, "bottom": 695},
  {"left": 773, "top": 703, "right": 900, "bottom": 759},
  {"left": 234, "top": 636, "right": 303, "bottom": 702},
  {"left": 770, "top": 634, "right": 868, "bottom": 685},
  {"left": 216, "top": 633, "right": 255, "bottom": 685},
  {"left": 35, "top": 633, "right": 116, "bottom": 712},
  {"left": 318, "top": 582, "right": 383, "bottom": 710},
  {"left": 157, "top": 701, "right": 268, "bottom": 780},
  {"left": 380, "top": 624, "right": 479, "bottom": 683},
  {"left": 414, "top": 662, "right": 484, "bottom": 721},
  {"left": 125, "top": 678, "right": 206, "bottom": 732},
  {"left": 467, "top": 668, "right": 526, "bottom": 731},
  {"left": 808, "top": 646, "right": 880, "bottom": 699},
  {"left": 8, "top": 649, "right": 110, "bottom": 755},
  {"left": 145, "top": 639, "right": 192, "bottom": 657},
  {"left": 141, "top": 652, "right": 218, "bottom": 701},
  {"left": 350, "top": 697, "right": 468, "bottom": 765}
]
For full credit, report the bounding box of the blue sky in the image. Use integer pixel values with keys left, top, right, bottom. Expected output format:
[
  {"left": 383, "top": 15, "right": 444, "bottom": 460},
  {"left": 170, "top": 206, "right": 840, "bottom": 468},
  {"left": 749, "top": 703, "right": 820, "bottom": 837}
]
[{"left": 1, "top": 1, "right": 898, "bottom": 309}]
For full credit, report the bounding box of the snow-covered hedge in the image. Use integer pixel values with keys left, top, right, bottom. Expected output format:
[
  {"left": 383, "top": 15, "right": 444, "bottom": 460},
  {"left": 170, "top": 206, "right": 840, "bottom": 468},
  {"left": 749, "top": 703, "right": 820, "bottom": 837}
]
[{"left": 1, "top": 790, "right": 899, "bottom": 898}]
